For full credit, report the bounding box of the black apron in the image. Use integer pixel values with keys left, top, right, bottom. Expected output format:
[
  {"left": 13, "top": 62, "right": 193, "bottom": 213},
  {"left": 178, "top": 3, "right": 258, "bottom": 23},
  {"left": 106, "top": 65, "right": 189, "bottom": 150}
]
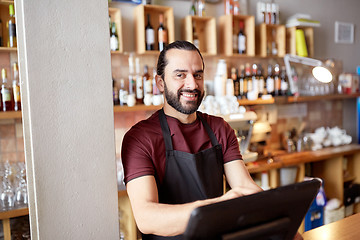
[{"left": 142, "top": 109, "right": 224, "bottom": 240}]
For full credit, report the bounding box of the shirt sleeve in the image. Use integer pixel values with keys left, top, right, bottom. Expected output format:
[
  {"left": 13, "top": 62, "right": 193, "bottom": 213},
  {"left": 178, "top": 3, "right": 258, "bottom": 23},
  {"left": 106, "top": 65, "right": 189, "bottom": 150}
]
[{"left": 121, "top": 128, "right": 155, "bottom": 184}]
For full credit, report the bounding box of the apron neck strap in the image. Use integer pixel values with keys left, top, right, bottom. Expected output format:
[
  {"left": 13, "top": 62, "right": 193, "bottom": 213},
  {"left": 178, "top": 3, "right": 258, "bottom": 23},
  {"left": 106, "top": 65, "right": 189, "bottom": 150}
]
[
  {"left": 159, "top": 109, "right": 220, "bottom": 151},
  {"left": 196, "top": 112, "right": 220, "bottom": 147},
  {"left": 159, "top": 108, "right": 174, "bottom": 151}
]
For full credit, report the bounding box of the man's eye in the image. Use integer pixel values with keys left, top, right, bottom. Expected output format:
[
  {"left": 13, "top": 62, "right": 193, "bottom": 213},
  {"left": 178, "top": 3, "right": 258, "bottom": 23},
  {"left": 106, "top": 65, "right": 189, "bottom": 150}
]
[
  {"left": 176, "top": 73, "right": 185, "bottom": 78},
  {"left": 194, "top": 74, "right": 203, "bottom": 80}
]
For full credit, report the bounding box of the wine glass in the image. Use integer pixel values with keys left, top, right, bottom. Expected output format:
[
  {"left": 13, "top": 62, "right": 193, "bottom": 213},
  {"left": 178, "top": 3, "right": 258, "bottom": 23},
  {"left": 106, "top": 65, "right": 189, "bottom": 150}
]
[
  {"left": 1, "top": 178, "right": 15, "bottom": 210},
  {"left": 14, "top": 178, "right": 28, "bottom": 207},
  {"left": 14, "top": 162, "right": 28, "bottom": 207},
  {"left": 0, "top": 161, "right": 15, "bottom": 210}
]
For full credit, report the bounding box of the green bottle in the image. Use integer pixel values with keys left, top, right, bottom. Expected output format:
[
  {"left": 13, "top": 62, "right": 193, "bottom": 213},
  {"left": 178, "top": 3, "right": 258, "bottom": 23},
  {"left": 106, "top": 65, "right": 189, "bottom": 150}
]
[{"left": 7, "top": 4, "right": 17, "bottom": 48}]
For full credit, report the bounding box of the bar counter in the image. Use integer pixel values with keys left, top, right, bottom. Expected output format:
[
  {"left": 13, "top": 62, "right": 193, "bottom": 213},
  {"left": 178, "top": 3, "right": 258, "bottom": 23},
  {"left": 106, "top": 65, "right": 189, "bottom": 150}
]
[{"left": 303, "top": 213, "right": 360, "bottom": 240}]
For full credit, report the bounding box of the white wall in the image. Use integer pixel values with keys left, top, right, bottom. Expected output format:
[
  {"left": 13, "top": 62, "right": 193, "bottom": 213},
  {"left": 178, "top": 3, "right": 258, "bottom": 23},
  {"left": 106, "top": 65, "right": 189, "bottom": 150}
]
[
  {"left": 16, "top": 0, "right": 120, "bottom": 238},
  {"left": 111, "top": 0, "right": 360, "bottom": 72}
]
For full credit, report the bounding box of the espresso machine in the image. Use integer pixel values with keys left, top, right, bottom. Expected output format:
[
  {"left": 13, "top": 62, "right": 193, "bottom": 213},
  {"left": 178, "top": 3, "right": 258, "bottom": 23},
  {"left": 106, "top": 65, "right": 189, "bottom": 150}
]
[{"left": 222, "top": 111, "right": 259, "bottom": 163}]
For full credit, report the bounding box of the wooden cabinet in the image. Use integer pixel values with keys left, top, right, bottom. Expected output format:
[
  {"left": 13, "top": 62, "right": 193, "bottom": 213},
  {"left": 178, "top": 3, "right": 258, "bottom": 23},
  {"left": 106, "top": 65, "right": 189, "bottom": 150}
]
[
  {"left": 256, "top": 23, "right": 286, "bottom": 57},
  {"left": 0, "top": 0, "right": 14, "bottom": 49},
  {"left": 181, "top": 15, "right": 217, "bottom": 55},
  {"left": 286, "top": 26, "right": 314, "bottom": 57},
  {"left": 248, "top": 145, "right": 360, "bottom": 224},
  {"left": 134, "top": 4, "right": 174, "bottom": 54},
  {"left": 218, "top": 14, "right": 255, "bottom": 56},
  {"left": 109, "top": 7, "right": 123, "bottom": 53}
]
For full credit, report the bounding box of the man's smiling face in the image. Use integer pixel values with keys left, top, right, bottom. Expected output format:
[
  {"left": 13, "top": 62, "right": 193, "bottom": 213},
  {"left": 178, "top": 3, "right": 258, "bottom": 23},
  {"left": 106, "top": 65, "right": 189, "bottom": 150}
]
[{"left": 161, "top": 48, "right": 204, "bottom": 115}]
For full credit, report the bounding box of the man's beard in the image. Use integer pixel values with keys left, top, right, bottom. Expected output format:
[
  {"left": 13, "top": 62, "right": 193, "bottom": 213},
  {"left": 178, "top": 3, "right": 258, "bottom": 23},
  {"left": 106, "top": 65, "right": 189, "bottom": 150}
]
[{"left": 164, "top": 83, "right": 204, "bottom": 115}]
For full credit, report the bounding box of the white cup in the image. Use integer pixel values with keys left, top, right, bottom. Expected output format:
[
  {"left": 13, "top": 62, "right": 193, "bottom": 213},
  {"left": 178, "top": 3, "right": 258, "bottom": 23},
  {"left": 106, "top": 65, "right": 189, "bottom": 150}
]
[
  {"left": 152, "top": 95, "right": 163, "bottom": 106},
  {"left": 144, "top": 94, "right": 153, "bottom": 106},
  {"left": 127, "top": 94, "right": 136, "bottom": 107}
]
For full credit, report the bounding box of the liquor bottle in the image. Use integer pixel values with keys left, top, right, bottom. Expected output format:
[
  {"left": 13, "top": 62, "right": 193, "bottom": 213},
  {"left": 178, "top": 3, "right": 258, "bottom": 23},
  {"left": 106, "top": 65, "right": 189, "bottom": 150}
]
[
  {"left": 152, "top": 68, "right": 162, "bottom": 106},
  {"left": 271, "top": 30, "right": 278, "bottom": 56},
  {"left": 231, "top": 67, "right": 240, "bottom": 98},
  {"left": 135, "top": 57, "right": 143, "bottom": 104},
  {"left": 113, "top": 77, "right": 119, "bottom": 105},
  {"left": 224, "top": 0, "right": 233, "bottom": 15},
  {"left": 143, "top": 65, "right": 152, "bottom": 106},
  {"left": 245, "top": 63, "right": 252, "bottom": 96},
  {"left": 274, "top": 64, "right": 281, "bottom": 96},
  {"left": 128, "top": 55, "right": 136, "bottom": 96},
  {"left": 232, "top": 21, "right": 238, "bottom": 54},
  {"left": 197, "top": 0, "right": 205, "bottom": 17},
  {"left": 258, "top": 64, "right": 266, "bottom": 97},
  {"left": 119, "top": 79, "right": 128, "bottom": 106},
  {"left": 233, "top": 0, "right": 240, "bottom": 15},
  {"left": 266, "top": 65, "right": 275, "bottom": 96},
  {"left": 237, "top": 21, "right": 246, "bottom": 54},
  {"left": 1, "top": 69, "right": 12, "bottom": 112},
  {"left": 280, "top": 66, "right": 289, "bottom": 96},
  {"left": 158, "top": 14, "right": 167, "bottom": 52},
  {"left": 192, "top": 21, "right": 200, "bottom": 49},
  {"left": 260, "top": 2, "right": 266, "bottom": 23},
  {"left": 145, "top": 14, "right": 155, "bottom": 50},
  {"left": 7, "top": 4, "right": 16, "bottom": 48},
  {"left": 271, "top": 3, "right": 277, "bottom": 25},
  {"left": 251, "top": 64, "right": 259, "bottom": 98},
  {"left": 12, "top": 63, "right": 21, "bottom": 111},
  {"left": 265, "top": 3, "right": 272, "bottom": 24},
  {"left": 189, "top": 0, "right": 197, "bottom": 16},
  {"left": 238, "top": 64, "right": 245, "bottom": 99},
  {"left": 110, "top": 22, "right": 119, "bottom": 51}
]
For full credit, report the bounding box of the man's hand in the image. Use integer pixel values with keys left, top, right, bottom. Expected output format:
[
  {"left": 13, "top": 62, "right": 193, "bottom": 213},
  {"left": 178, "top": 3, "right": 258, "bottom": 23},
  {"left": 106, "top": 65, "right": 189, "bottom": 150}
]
[{"left": 219, "top": 186, "right": 259, "bottom": 201}]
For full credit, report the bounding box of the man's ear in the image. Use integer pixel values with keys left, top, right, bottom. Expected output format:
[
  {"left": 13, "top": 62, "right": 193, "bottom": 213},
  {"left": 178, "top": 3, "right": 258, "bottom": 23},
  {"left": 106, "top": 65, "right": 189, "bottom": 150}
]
[{"left": 156, "top": 75, "right": 164, "bottom": 93}]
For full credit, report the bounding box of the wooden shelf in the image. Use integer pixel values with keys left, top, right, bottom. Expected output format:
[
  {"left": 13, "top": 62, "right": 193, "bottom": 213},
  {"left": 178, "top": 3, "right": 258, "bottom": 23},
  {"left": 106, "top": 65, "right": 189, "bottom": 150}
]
[
  {"left": 246, "top": 144, "right": 360, "bottom": 174},
  {"left": 0, "top": 207, "right": 28, "bottom": 220},
  {"left": 134, "top": 4, "right": 175, "bottom": 54},
  {"left": 256, "top": 23, "right": 286, "bottom": 57},
  {"left": 0, "top": 47, "right": 16, "bottom": 52},
  {"left": 218, "top": 14, "right": 255, "bottom": 56},
  {"left": 109, "top": 7, "right": 123, "bottom": 53},
  {"left": 238, "top": 97, "right": 275, "bottom": 105},
  {"left": 288, "top": 93, "right": 360, "bottom": 103},
  {"left": 114, "top": 104, "right": 162, "bottom": 112},
  {"left": 0, "top": 111, "right": 22, "bottom": 119},
  {"left": 286, "top": 26, "right": 314, "bottom": 57},
  {"left": 2, "top": 94, "right": 359, "bottom": 119},
  {"left": 343, "top": 174, "right": 356, "bottom": 183},
  {"left": 0, "top": 0, "right": 13, "bottom": 5},
  {"left": 182, "top": 15, "right": 217, "bottom": 55}
]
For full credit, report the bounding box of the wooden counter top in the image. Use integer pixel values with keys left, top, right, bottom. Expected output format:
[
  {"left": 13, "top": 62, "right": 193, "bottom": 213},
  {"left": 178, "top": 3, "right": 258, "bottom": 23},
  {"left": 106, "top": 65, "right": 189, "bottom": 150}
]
[
  {"left": 246, "top": 144, "right": 360, "bottom": 174},
  {"left": 302, "top": 213, "right": 360, "bottom": 240}
]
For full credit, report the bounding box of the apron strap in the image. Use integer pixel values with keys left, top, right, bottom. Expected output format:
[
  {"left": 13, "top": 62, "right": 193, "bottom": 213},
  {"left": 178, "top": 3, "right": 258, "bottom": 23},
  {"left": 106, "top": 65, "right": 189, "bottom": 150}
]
[
  {"left": 160, "top": 109, "right": 220, "bottom": 150},
  {"left": 159, "top": 109, "right": 174, "bottom": 151},
  {"left": 197, "top": 112, "right": 220, "bottom": 147}
]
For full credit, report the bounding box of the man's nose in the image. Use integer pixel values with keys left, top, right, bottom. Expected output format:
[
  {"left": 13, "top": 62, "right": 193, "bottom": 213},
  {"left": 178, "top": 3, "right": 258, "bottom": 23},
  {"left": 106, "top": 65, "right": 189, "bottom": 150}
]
[{"left": 184, "top": 75, "right": 198, "bottom": 89}]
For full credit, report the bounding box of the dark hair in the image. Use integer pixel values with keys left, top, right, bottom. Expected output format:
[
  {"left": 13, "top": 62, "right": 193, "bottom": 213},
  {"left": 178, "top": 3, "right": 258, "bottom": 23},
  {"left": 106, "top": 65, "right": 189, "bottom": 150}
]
[{"left": 156, "top": 40, "right": 204, "bottom": 80}]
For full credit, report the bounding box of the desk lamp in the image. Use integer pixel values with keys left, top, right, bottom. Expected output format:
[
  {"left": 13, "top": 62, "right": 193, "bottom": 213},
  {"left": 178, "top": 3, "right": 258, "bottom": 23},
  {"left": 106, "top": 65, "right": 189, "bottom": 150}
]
[{"left": 284, "top": 54, "right": 333, "bottom": 95}]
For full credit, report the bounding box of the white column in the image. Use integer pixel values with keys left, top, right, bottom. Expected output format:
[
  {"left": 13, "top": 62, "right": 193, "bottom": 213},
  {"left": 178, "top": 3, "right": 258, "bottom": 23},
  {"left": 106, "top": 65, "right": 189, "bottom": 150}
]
[{"left": 15, "top": 0, "right": 120, "bottom": 239}]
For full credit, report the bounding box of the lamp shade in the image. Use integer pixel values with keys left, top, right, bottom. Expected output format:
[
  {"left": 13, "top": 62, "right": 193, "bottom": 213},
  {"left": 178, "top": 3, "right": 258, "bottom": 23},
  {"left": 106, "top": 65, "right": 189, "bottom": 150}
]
[{"left": 312, "top": 66, "right": 333, "bottom": 83}]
